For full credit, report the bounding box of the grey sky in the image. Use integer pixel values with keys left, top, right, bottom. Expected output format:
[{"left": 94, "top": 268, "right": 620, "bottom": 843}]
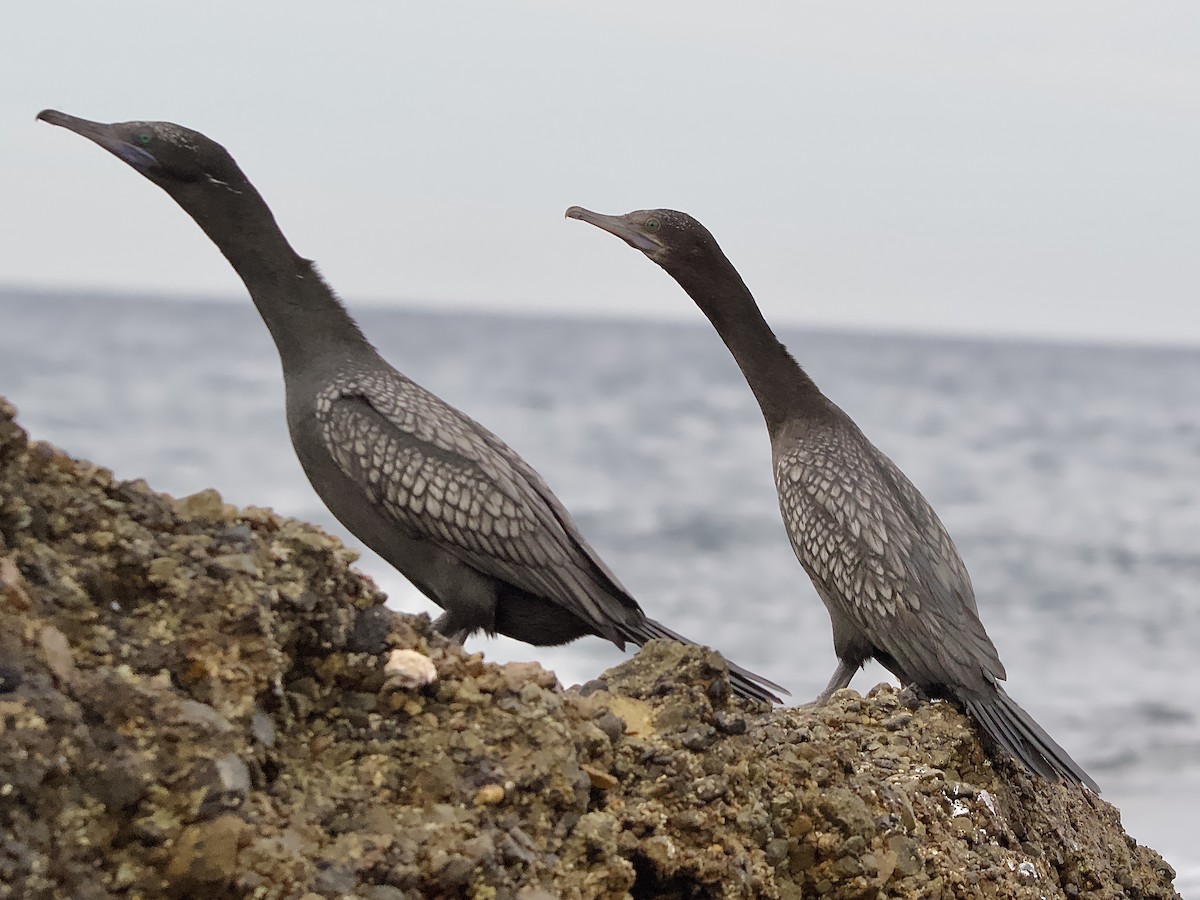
[{"left": 3, "top": 2, "right": 1198, "bottom": 345}]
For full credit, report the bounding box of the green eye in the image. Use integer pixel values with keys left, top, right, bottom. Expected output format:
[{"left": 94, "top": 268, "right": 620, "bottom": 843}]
[
  {"left": 645, "top": 217, "right": 661, "bottom": 232},
  {"left": 136, "top": 133, "right": 153, "bottom": 146}
]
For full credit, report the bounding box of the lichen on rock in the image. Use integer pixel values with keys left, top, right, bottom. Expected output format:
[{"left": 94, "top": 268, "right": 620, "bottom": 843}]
[{"left": 0, "top": 396, "right": 1181, "bottom": 899}]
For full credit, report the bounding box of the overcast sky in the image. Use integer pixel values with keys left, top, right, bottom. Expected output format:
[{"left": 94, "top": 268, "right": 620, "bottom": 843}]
[{"left": 2, "top": 2, "right": 1198, "bottom": 345}]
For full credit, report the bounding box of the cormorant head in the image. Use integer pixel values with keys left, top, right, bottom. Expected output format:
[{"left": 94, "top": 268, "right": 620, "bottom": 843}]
[
  {"left": 37, "top": 109, "right": 251, "bottom": 201},
  {"left": 565, "top": 206, "right": 722, "bottom": 272}
]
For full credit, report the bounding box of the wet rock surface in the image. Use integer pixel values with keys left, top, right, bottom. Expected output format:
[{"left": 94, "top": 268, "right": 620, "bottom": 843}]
[{"left": 0, "top": 397, "right": 1180, "bottom": 899}]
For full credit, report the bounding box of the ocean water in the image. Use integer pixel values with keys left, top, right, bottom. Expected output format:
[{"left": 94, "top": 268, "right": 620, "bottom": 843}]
[{"left": 1, "top": 288, "right": 1197, "bottom": 893}]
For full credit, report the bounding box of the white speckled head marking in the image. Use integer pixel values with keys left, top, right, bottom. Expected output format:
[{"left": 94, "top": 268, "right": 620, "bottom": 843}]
[{"left": 116, "top": 120, "right": 202, "bottom": 152}]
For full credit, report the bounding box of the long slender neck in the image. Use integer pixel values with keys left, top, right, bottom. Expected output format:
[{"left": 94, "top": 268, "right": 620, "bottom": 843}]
[
  {"left": 181, "top": 182, "right": 373, "bottom": 370},
  {"left": 668, "top": 252, "right": 824, "bottom": 435}
]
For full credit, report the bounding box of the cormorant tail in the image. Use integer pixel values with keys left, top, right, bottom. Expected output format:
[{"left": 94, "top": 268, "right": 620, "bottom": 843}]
[{"left": 963, "top": 688, "right": 1099, "bottom": 792}]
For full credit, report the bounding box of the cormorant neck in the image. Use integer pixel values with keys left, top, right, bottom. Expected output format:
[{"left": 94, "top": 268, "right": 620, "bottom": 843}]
[
  {"left": 179, "top": 181, "right": 372, "bottom": 368},
  {"left": 667, "top": 251, "right": 822, "bottom": 435}
]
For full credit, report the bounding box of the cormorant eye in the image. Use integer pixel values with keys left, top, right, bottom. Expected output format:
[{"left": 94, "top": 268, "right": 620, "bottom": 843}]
[
  {"left": 645, "top": 217, "right": 661, "bottom": 232},
  {"left": 135, "top": 133, "right": 153, "bottom": 146}
]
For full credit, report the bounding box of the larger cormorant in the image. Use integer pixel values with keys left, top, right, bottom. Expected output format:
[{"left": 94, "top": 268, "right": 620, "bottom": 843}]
[{"left": 34, "top": 110, "right": 783, "bottom": 703}]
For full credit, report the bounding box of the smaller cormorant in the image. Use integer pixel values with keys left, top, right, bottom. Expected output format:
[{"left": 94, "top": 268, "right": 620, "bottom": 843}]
[{"left": 567, "top": 205, "right": 1097, "bottom": 789}]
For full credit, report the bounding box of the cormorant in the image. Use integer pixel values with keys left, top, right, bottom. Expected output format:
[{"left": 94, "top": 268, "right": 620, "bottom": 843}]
[
  {"left": 567, "top": 205, "right": 1097, "bottom": 788},
  {"left": 34, "top": 110, "right": 783, "bottom": 703}
]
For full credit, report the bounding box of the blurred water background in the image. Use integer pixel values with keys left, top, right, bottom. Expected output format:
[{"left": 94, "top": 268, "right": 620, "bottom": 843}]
[{"left": 1, "top": 288, "right": 1196, "bottom": 893}]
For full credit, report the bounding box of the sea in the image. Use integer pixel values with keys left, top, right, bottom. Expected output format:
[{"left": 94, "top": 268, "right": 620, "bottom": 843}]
[{"left": 1, "top": 288, "right": 1197, "bottom": 894}]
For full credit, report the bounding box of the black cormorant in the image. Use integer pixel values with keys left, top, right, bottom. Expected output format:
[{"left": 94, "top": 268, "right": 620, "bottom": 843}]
[
  {"left": 567, "top": 205, "right": 1096, "bottom": 787},
  {"left": 34, "top": 110, "right": 783, "bottom": 703}
]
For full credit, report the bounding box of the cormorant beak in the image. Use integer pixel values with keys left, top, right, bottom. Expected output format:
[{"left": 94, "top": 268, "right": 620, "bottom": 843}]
[
  {"left": 37, "top": 109, "right": 158, "bottom": 172},
  {"left": 566, "top": 206, "right": 663, "bottom": 255}
]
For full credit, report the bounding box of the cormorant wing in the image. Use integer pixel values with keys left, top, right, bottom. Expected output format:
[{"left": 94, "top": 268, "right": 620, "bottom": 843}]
[
  {"left": 315, "top": 367, "right": 639, "bottom": 642},
  {"left": 775, "top": 418, "right": 1006, "bottom": 693},
  {"left": 469, "top": 412, "right": 641, "bottom": 602}
]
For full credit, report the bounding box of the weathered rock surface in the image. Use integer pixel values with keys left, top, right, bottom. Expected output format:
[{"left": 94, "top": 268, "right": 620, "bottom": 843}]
[{"left": 0, "top": 397, "right": 1180, "bottom": 899}]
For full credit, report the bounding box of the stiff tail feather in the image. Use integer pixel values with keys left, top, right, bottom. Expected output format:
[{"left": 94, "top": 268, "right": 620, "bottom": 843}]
[
  {"left": 618, "top": 616, "right": 786, "bottom": 705},
  {"left": 963, "top": 687, "right": 1099, "bottom": 792}
]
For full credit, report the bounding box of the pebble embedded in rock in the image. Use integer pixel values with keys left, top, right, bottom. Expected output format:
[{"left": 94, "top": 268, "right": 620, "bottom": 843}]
[
  {"left": 382, "top": 649, "right": 437, "bottom": 690},
  {"left": 176, "top": 698, "right": 235, "bottom": 734},
  {"left": 363, "top": 886, "right": 413, "bottom": 900},
  {"left": 580, "top": 763, "right": 618, "bottom": 790},
  {"left": 208, "top": 552, "right": 260, "bottom": 578},
  {"left": 39, "top": 625, "right": 75, "bottom": 684},
  {"left": 885, "top": 712, "right": 912, "bottom": 731},
  {"left": 213, "top": 753, "right": 251, "bottom": 798},
  {"left": 693, "top": 775, "right": 728, "bottom": 803},
  {"left": 515, "top": 889, "right": 559, "bottom": 900},
  {"left": 576, "top": 678, "right": 607, "bottom": 696},
  {"left": 765, "top": 838, "right": 789, "bottom": 866},
  {"left": 0, "top": 664, "right": 22, "bottom": 694},
  {"left": 713, "top": 710, "right": 747, "bottom": 735},
  {"left": 313, "top": 861, "right": 358, "bottom": 896},
  {"left": 682, "top": 726, "right": 719, "bottom": 752},
  {"left": 166, "top": 814, "right": 246, "bottom": 888},
  {"left": 251, "top": 708, "right": 276, "bottom": 747},
  {"left": 93, "top": 754, "right": 150, "bottom": 811},
  {"left": 174, "top": 488, "right": 227, "bottom": 521},
  {"left": 0, "top": 557, "right": 32, "bottom": 610},
  {"left": 436, "top": 854, "right": 475, "bottom": 889},
  {"left": 473, "top": 784, "right": 505, "bottom": 806},
  {"left": 348, "top": 605, "right": 394, "bottom": 654},
  {"left": 594, "top": 711, "right": 625, "bottom": 743}
]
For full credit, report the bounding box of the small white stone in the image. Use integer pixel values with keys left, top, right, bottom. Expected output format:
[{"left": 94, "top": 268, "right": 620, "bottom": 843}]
[
  {"left": 1015, "top": 861, "right": 1038, "bottom": 884},
  {"left": 383, "top": 649, "right": 438, "bottom": 689},
  {"left": 978, "top": 789, "right": 996, "bottom": 815}
]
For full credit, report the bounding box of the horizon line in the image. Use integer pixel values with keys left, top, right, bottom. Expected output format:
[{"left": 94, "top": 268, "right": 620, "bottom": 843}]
[{"left": 2, "top": 280, "right": 1197, "bottom": 356}]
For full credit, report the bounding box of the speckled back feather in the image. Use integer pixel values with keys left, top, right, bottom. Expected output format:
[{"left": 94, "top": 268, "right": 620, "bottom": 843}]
[
  {"left": 773, "top": 410, "right": 1005, "bottom": 693},
  {"left": 315, "top": 368, "right": 639, "bottom": 644}
]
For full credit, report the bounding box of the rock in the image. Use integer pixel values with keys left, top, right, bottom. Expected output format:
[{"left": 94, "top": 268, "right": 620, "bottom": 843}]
[
  {"left": 176, "top": 699, "right": 235, "bottom": 733},
  {"left": 382, "top": 648, "right": 437, "bottom": 690},
  {"left": 0, "top": 557, "right": 32, "bottom": 610},
  {"left": 362, "top": 887, "right": 412, "bottom": 900},
  {"left": 713, "top": 709, "right": 748, "bottom": 735},
  {"left": 603, "top": 694, "right": 655, "bottom": 738},
  {"left": 39, "top": 625, "right": 75, "bottom": 684},
  {"left": 91, "top": 752, "right": 151, "bottom": 811},
  {"left": 473, "top": 783, "right": 505, "bottom": 806},
  {"left": 681, "top": 724, "right": 719, "bottom": 751},
  {"left": 212, "top": 753, "right": 251, "bottom": 797},
  {"left": 0, "top": 396, "right": 1182, "bottom": 900},
  {"left": 1017, "top": 860, "right": 1040, "bottom": 885},
  {"left": 0, "top": 664, "right": 21, "bottom": 693},
  {"left": 250, "top": 707, "right": 276, "bottom": 746},
  {"left": 312, "top": 861, "right": 357, "bottom": 896},
  {"left": 173, "top": 488, "right": 227, "bottom": 521},
  {"left": 580, "top": 763, "right": 618, "bottom": 790},
  {"left": 166, "top": 814, "right": 246, "bottom": 889},
  {"left": 348, "top": 605, "right": 394, "bottom": 654},
  {"left": 594, "top": 710, "right": 625, "bottom": 743},
  {"left": 208, "top": 552, "right": 260, "bottom": 577}
]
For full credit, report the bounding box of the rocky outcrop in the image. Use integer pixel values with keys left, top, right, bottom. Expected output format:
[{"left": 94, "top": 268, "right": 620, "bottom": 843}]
[{"left": 0, "top": 397, "right": 1180, "bottom": 899}]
